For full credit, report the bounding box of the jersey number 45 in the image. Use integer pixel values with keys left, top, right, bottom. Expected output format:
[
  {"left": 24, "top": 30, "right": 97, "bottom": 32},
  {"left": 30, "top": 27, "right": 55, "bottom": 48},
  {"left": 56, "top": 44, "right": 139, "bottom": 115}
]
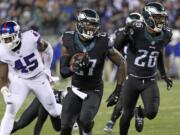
[{"left": 15, "top": 53, "right": 38, "bottom": 73}]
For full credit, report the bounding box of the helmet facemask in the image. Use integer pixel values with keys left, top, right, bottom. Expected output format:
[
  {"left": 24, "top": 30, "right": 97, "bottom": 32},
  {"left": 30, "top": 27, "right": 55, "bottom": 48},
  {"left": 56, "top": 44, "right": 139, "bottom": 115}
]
[
  {"left": 76, "top": 9, "right": 100, "bottom": 40},
  {"left": 142, "top": 2, "right": 167, "bottom": 33},
  {"left": 0, "top": 21, "right": 21, "bottom": 50},
  {"left": 151, "top": 14, "right": 167, "bottom": 31}
]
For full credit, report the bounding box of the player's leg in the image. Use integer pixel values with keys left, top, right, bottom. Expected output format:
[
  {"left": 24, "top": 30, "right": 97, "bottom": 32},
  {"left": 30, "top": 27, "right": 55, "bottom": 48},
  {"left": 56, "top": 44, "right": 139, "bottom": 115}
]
[
  {"left": 120, "top": 76, "right": 139, "bottom": 135},
  {"left": 104, "top": 97, "right": 123, "bottom": 133},
  {"left": 28, "top": 74, "right": 61, "bottom": 117},
  {"left": 0, "top": 79, "right": 29, "bottom": 135},
  {"left": 141, "top": 79, "right": 160, "bottom": 120},
  {"left": 11, "top": 98, "right": 40, "bottom": 133},
  {"left": 61, "top": 89, "right": 82, "bottom": 135},
  {"left": 78, "top": 90, "right": 103, "bottom": 135},
  {"left": 135, "top": 79, "right": 159, "bottom": 133},
  {"left": 34, "top": 105, "right": 49, "bottom": 135},
  {"left": 50, "top": 115, "right": 61, "bottom": 132}
]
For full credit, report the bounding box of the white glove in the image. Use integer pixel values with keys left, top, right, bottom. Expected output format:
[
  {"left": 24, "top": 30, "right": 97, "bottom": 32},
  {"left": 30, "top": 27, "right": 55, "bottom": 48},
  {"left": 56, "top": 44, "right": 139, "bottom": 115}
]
[{"left": 1, "top": 86, "right": 12, "bottom": 104}]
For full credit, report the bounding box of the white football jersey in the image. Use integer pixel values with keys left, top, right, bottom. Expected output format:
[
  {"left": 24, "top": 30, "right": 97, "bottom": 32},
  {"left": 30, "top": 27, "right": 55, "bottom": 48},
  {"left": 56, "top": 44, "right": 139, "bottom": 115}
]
[{"left": 0, "top": 30, "right": 45, "bottom": 79}]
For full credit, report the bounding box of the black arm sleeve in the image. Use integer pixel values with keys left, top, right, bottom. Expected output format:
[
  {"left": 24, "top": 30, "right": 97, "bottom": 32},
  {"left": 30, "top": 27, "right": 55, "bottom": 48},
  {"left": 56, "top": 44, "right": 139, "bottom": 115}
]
[
  {"left": 60, "top": 55, "right": 74, "bottom": 78},
  {"left": 157, "top": 50, "right": 167, "bottom": 77}
]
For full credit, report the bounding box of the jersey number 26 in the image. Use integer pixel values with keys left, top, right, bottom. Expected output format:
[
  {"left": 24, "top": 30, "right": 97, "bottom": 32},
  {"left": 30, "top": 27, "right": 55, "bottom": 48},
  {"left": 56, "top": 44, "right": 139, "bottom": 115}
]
[{"left": 134, "top": 50, "right": 159, "bottom": 68}]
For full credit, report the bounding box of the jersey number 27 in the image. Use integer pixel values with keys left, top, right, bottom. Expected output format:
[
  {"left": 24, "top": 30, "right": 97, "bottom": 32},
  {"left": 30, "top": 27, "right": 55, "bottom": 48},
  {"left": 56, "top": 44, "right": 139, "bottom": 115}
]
[{"left": 75, "top": 59, "right": 97, "bottom": 76}]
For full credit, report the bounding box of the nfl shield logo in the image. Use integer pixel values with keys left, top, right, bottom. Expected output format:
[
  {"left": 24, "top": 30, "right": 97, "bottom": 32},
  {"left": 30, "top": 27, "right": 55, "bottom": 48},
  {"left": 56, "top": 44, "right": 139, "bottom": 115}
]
[{"left": 151, "top": 41, "right": 155, "bottom": 45}]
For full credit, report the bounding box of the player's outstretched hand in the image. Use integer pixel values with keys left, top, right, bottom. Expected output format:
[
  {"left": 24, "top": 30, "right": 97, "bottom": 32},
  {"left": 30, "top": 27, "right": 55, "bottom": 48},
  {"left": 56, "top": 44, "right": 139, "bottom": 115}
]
[
  {"left": 162, "top": 76, "right": 173, "bottom": 90},
  {"left": 106, "top": 85, "right": 122, "bottom": 107}
]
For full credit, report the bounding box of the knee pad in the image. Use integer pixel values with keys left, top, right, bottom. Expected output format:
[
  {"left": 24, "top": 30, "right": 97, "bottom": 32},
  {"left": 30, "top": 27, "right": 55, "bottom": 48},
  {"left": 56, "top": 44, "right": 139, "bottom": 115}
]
[
  {"left": 48, "top": 104, "right": 61, "bottom": 117},
  {"left": 60, "top": 126, "right": 72, "bottom": 135},
  {"left": 146, "top": 111, "right": 157, "bottom": 120},
  {"left": 79, "top": 120, "right": 94, "bottom": 133},
  {"left": 46, "top": 95, "right": 62, "bottom": 117},
  {"left": 144, "top": 105, "right": 158, "bottom": 120}
]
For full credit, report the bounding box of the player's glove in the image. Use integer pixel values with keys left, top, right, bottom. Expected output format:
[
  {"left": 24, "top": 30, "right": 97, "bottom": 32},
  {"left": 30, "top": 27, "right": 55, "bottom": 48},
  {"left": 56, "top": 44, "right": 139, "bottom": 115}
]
[
  {"left": 162, "top": 75, "right": 173, "bottom": 90},
  {"left": 1, "top": 86, "right": 12, "bottom": 104},
  {"left": 124, "top": 20, "right": 136, "bottom": 35},
  {"left": 70, "top": 52, "right": 90, "bottom": 73},
  {"left": 106, "top": 84, "right": 122, "bottom": 107}
]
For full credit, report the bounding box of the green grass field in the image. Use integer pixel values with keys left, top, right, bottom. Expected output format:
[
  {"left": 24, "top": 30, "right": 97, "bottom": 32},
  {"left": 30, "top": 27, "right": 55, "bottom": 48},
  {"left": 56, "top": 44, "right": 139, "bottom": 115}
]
[{"left": 0, "top": 80, "right": 180, "bottom": 135}]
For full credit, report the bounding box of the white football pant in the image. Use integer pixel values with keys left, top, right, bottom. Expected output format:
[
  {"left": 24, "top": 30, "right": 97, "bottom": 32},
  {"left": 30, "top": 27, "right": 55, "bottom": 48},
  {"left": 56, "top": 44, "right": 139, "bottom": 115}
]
[{"left": 0, "top": 73, "right": 61, "bottom": 135}]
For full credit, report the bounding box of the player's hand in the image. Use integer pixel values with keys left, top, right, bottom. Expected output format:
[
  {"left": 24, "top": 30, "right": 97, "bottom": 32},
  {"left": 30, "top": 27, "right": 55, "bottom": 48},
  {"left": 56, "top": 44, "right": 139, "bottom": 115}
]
[
  {"left": 124, "top": 20, "right": 136, "bottom": 35},
  {"left": 106, "top": 84, "right": 122, "bottom": 107},
  {"left": 70, "top": 53, "right": 89, "bottom": 72},
  {"left": 162, "top": 76, "right": 173, "bottom": 90},
  {"left": 1, "top": 86, "right": 12, "bottom": 104}
]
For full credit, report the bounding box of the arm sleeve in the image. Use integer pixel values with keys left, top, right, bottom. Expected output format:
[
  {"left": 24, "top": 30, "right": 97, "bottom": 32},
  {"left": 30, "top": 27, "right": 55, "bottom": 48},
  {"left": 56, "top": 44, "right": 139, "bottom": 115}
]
[
  {"left": 43, "top": 42, "right": 53, "bottom": 70},
  {"left": 157, "top": 49, "right": 167, "bottom": 77},
  {"left": 60, "top": 34, "right": 74, "bottom": 78},
  {"left": 60, "top": 55, "right": 73, "bottom": 78}
]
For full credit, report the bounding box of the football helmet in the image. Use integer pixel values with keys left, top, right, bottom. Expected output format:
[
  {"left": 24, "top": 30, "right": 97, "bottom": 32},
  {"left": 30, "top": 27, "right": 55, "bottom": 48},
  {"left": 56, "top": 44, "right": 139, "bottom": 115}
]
[
  {"left": 126, "top": 12, "right": 143, "bottom": 25},
  {"left": 0, "top": 21, "right": 21, "bottom": 50},
  {"left": 76, "top": 9, "right": 100, "bottom": 40},
  {"left": 142, "top": 2, "right": 167, "bottom": 32}
]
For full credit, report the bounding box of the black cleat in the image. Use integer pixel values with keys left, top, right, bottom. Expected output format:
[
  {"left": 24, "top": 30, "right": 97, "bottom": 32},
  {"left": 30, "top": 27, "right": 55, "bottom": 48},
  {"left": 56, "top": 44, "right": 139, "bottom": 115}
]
[
  {"left": 104, "top": 120, "right": 114, "bottom": 133},
  {"left": 134, "top": 106, "right": 144, "bottom": 132}
]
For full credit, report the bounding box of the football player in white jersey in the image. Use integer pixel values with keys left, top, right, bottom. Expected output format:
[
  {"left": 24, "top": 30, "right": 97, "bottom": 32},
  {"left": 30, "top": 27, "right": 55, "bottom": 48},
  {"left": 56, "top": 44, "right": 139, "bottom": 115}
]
[{"left": 0, "top": 21, "right": 61, "bottom": 135}]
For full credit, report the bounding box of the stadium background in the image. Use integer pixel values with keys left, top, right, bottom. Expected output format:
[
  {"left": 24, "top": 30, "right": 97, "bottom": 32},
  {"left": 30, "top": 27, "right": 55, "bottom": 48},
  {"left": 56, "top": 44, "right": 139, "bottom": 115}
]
[{"left": 0, "top": 0, "right": 180, "bottom": 135}]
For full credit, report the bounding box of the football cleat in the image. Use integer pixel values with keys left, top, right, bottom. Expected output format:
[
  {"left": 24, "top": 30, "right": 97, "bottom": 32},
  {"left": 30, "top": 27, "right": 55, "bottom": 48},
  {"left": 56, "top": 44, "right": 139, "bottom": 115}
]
[
  {"left": 134, "top": 105, "right": 144, "bottom": 132},
  {"left": 103, "top": 120, "right": 114, "bottom": 133},
  {"left": 73, "top": 122, "right": 79, "bottom": 130}
]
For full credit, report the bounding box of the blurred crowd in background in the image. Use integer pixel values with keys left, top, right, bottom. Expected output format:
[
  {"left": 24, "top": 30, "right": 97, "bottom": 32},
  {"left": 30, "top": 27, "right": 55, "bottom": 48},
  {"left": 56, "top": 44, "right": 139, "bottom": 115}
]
[{"left": 0, "top": 0, "right": 180, "bottom": 80}]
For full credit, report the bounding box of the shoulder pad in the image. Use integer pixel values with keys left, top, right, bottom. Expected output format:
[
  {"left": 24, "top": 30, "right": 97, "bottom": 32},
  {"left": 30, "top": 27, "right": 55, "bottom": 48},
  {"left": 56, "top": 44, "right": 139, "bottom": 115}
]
[
  {"left": 97, "top": 32, "right": 108, "bottom": 37},
  {"left": 30, "top": 30, "right": 40, "bottom": 37},
  {"left": 23, "top": 30, "right": 40, "bottom": 40},
  {"left": 113, "top": 27, "right": 125, "bottom": 36},
  {"left": 117, "top": 27, "right": 125, "bottom": 32},
  {"left": 64, "top": 31, "right": 75, "bottom": 35}
]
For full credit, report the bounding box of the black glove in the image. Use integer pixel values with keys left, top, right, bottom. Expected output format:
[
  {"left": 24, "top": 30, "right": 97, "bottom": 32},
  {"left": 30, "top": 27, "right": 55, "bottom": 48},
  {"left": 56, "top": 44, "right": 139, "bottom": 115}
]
[
  {"left": 70, "top": 53, "right": 90, "bottom": 72},
  {"left": 162, "top": 75, "right": 173, "bottom": 90},
  {"left": 106, "top": 84, "right": 122, "bottom": 107},
  {"left": 124, "top": 20, "right": 135, "bottom": 35}
]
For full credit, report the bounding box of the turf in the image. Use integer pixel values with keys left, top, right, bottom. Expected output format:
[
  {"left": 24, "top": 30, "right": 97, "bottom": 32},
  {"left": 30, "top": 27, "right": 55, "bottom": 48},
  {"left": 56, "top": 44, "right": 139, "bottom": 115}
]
[{"left": 0, "top": 80, "right": 180, "bottom": 135}]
